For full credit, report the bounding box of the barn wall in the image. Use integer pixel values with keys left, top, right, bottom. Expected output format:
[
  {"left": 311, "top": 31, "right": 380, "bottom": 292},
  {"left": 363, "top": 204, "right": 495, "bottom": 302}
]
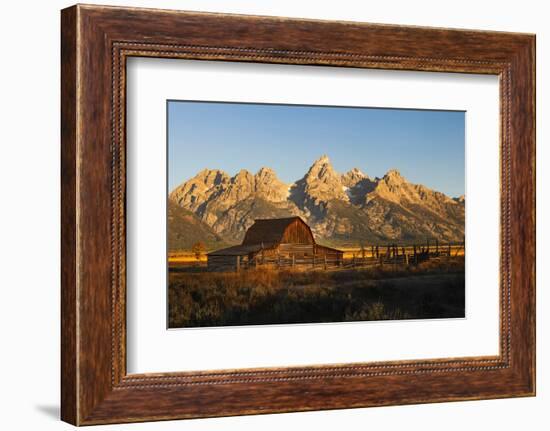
[
  {"left": 278, "top": 243, "right": 315, "bottom": 256},
  {"left": 314, "top": 245, "right": 344, "bottom": 264},
  {"left": 280, "top": 219, "right": 314, "bottom": 244}
]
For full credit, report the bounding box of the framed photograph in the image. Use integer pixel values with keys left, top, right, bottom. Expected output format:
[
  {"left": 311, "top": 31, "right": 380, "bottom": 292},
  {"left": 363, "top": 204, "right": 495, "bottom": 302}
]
[
  {"left": 165, "top": 101, "right": 467, "bottom": 329},
  {"left": 61, "top": 4, "right": 535, "bottom": 425}
]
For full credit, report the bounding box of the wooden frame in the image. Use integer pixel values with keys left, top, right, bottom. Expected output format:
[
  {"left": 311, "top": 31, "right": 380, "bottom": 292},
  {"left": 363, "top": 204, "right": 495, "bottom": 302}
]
[{"left": 61, "top": 4, "right": 535, "bottom": 426}]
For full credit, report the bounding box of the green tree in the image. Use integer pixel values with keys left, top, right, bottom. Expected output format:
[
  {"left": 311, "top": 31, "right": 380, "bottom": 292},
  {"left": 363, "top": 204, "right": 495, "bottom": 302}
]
[{"left": 191, "top": 241, "right": 206, "bottom": 262}]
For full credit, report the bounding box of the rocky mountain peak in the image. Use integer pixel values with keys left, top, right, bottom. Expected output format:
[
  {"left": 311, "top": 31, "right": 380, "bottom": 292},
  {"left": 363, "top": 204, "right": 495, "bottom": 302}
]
[
  {"left": 169, "top": 168, "right": 230, "bottom": 211},
  {"left": 306, "top": 154, "right": 339, "bottom": 182},
  {"left": 195, "top": 168, "right": 230, "bottom": 186},
  {"left": 315, "top": 154, "right": 331, "bottom": 165},
  {"left": 349, "top": 167, "right": 365, "bottom": 176},
  {"left": 383, "top": 169, "right": 405, "bottom": 184},
  {"left": 371, "top": 169, "right": 459, "bottom": 215},
  {"left": 170, "top": 155, "right": 465, "bottom": 245},
  {"left": 254, "top": 166, "right": 289, "bottom": 202},
  {"left": 233, "top": 169, "right": 254, "bottom": 182},
  {"left": 255, "top": 166, "right": 276, "bottom": 180},
  {"left": 300, "top": 155, "right": 348, "bottom": 205},
  {"left": 342, "top": 167, "right": 368, "bottom": 188}
]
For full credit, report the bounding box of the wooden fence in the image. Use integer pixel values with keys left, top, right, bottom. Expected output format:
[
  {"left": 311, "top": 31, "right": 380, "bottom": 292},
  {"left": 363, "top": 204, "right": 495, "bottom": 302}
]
[
  {"left": 243, "top": 253, "right": 342, "bottom": 270},
  {"left": 226, "top": 240, "right": 464, "bottom": 272},
  {"left": 343, "top": 240, "right": 464, "bottom": 268}
]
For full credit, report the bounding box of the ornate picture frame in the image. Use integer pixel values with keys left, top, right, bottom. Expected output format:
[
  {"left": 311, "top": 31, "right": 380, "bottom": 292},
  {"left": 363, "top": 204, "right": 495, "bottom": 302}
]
[{"left": 61, "top": 4, "right": 535, "bottom": 425}]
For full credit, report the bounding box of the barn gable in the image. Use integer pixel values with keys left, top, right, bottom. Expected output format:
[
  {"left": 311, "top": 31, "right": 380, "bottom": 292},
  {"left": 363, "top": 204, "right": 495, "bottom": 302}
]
[{"left": 242, "top": 217, "right": 314, "bottom": 246}]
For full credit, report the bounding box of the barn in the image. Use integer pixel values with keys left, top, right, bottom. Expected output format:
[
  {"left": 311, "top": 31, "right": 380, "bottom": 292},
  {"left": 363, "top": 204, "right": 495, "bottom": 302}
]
[{"left": 207, "top": 217, "right": 343, "bottom": 272}]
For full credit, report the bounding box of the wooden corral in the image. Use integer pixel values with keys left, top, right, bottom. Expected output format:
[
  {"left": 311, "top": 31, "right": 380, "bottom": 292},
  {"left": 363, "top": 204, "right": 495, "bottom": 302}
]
[
  {"left": 207, "top": 217, "right": 343, "bottom": 271},
  {"left": 344, "top": 239, "right": 464, "bottom": 268}
]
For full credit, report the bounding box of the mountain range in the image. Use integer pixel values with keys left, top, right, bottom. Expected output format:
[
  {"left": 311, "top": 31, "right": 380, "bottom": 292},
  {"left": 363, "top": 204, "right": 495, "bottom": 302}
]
[{"left": 168, "top": 155, "right": 465, "bottom": 249}]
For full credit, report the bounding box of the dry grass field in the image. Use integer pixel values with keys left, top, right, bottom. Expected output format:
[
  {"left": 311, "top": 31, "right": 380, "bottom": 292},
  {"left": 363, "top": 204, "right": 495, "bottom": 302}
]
[
  {"left": 168, "top": 257, "right": 465, "bottom": 328},
  {"left": 168, "top": 251, "right": 206, "bottom": 264}
]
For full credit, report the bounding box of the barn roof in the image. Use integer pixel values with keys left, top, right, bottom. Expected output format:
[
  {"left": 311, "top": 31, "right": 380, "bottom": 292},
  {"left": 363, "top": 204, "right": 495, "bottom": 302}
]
[
  {"left": 241, "top": 216, "right": 313, "bottom": 246},
  {"left": 315, "top": 244, "right": 345, "bottom": 254},
  {"left": 207, "top": 243, "right": 276, "bottom": 256}
]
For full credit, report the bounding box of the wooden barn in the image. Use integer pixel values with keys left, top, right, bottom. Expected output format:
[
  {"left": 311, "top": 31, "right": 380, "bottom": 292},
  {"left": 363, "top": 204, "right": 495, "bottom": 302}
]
[{"left": 207, "top": 217, "right": 343, "bottom": 272}]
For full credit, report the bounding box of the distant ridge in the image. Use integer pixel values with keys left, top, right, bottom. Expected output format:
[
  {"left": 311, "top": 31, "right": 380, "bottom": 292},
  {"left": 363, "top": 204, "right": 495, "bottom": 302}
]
[{"left": 167, "top": 200, "right": 228, "bottom": 251}]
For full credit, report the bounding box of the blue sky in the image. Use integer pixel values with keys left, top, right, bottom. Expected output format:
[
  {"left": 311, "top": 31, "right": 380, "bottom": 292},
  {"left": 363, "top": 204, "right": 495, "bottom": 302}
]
[{"left": 168, "top": 101, "right": 465, "bottom": 198}]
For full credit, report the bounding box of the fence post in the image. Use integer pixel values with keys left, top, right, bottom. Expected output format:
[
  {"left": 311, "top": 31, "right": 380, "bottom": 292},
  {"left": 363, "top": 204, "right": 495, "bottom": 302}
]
[
  {"left": 292, "top": 253, "right": 295, "bottom": 267},
  {"left": 236, "top": 255, "right": 240, "bottom": 272},
  {"left": 324, "top": 254, "right": 327, "bottom": 270}
]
